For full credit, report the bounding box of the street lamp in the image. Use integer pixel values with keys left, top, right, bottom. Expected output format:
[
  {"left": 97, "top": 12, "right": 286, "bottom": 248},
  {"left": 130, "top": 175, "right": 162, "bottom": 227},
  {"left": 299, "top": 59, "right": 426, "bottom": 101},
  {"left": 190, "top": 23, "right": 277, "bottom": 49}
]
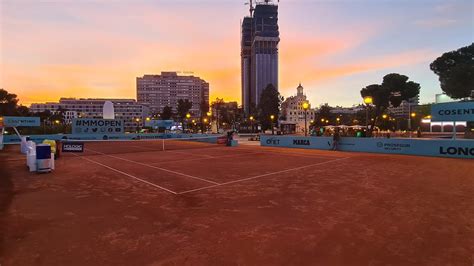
[
  {"left": 135, "top": 118, "right": 141, "bottom": 133},
  {"left": 363, "top": 96, "right": 373, "bottom": 130},
  {"left": 249, "top": 115, "right": 254, "bottom": 134},
  {"left": 184, "top": 113, "right": 191, "bottom": 132},
  {"left": 382, "top": 114, "right": 388, "bottom": 119},
  {"left": 302, "top": 102, "right": 309, "bottom": 136},
  {"left": 270, "top": 115, "right": 275, "bottom": 135}
]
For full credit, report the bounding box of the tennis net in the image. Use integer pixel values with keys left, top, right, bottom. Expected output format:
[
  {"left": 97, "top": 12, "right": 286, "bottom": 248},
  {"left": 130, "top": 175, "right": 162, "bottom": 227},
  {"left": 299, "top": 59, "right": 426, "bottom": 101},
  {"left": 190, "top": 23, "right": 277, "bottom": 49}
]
[{"left": 60, "top": 135, "right": 227, "bottom": 156}]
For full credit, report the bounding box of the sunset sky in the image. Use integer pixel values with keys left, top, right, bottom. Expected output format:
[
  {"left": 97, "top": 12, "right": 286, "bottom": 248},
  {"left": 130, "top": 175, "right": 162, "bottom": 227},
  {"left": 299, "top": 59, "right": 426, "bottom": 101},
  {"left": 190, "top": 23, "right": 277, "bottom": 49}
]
[{"left": 1, "top": 0, "right": 473, "bottom": 107}]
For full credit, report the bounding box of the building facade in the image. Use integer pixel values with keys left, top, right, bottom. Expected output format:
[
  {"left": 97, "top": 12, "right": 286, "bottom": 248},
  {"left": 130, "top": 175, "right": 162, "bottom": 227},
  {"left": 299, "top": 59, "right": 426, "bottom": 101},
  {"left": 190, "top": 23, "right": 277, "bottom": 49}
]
[
  {"left": 30, "top": 98, "right": 149, "bottom": 131},
  {"left": 280, "top": 84, "right": 316, "bottom": 133},
  {"left": 241, "top": 2, "right": 280, "bottom": 113},
  {"left": 136, "top": 72, "right": 209, "bottom": 117},
  {"left": 388, "top": 96, "right": 420, "bottom": 118}
]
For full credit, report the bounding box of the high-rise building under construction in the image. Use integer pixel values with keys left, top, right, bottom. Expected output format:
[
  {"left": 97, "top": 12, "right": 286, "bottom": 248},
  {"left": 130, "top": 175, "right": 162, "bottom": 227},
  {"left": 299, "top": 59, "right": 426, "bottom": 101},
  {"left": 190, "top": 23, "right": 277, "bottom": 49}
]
[{"left": 241, "top": 1, "right": 280, "bottom": 113}]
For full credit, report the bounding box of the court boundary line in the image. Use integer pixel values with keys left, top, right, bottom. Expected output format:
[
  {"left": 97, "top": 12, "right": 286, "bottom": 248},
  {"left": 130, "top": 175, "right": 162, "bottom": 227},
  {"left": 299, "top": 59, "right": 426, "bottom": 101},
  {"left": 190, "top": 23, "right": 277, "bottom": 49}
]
[
  {"left": 177, "top": 156, "right": 351, "bottom": 195},
  {"left": 85, "top": 148, "right": 220, "bottom": 185},
  {"left": 74, "top": 154, "right": 178, "bottom": 195},
  {"left": 129, "top": 145, "right": 214, "bottom": 159},
  {"left": 148, "top": 151, "right": 264, "bottom": 165}
]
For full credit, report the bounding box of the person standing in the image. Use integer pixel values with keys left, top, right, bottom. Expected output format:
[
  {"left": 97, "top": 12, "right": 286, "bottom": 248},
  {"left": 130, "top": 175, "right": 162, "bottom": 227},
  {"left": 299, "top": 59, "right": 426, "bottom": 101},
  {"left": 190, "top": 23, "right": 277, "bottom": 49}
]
[{"left": 332, "top": 129, "right": 341, "bottom": 151}]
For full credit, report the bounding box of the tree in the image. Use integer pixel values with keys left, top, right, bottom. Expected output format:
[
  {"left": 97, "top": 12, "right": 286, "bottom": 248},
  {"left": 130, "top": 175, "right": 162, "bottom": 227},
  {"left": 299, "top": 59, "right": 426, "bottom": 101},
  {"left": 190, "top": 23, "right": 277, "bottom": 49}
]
[
  {"left": 257, "top": 84, "right": 283, "bottom": 131},
  {"left": 430, "top": 43, "right": 474, "bottom": 99},
  {"left": 316, "top": 103, "right": 334, "bottom": 126},
  {"left": 360, "top": 73, "right": 420, "bottom": 135},
  {"left": 177, "top": 99, "right": 192, "bottom": 121},
  {"left": 0, "top": 88, "right": 31, "bottom": 116},
  {"left": 211, "top": 98, "right": 225, "bottom": 132},
  {"left": 161, "top": 106, "right": 173, "bottom": 120}
]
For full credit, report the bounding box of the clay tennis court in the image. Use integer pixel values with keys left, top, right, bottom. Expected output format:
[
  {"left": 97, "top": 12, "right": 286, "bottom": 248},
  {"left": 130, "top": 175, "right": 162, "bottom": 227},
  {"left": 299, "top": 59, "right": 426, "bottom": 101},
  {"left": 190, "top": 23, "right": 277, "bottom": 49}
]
[{"left": 1, "top": 140, "right": 473, "bottom": 265}]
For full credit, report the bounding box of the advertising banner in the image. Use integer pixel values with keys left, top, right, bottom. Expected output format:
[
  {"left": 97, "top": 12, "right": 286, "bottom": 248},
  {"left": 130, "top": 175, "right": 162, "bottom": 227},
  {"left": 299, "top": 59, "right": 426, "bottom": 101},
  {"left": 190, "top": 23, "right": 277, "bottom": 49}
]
[
  {"left": 61, "top": 141, "right": 84, "bottom": 153},
  {"left": 72, "top": 118, "right": 124, "bottom": 134},
  {"left": 261, "top": 135, "right": 333, "bottom": 150},
  {"left": 3, "top": 116, "right": 40, "bottom": 127},
  {"left": 431, "top": 101, "right": 474, "bottom": 122},
  {"left": 260, "top": 135, "right": 474, "bottom": 159}
]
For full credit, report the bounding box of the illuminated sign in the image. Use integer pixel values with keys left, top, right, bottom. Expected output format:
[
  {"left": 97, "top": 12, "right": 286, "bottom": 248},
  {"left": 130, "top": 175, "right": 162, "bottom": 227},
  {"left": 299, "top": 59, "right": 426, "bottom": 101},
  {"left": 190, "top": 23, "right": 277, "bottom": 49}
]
[
  {"left": 3, "top": 116, "right": 40, "bottom": 127},
  {"left": 431, "top": 102, "right": 474, "bottom": 122}
]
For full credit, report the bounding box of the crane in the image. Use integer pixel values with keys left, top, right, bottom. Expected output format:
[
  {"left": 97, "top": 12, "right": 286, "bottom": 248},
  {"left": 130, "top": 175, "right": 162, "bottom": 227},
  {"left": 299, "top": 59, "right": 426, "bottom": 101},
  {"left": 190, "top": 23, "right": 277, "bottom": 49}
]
[
  {"left": 244, "top": 0, "right": 254, "bottom": 16},
  {"left": 244, "top": 0, "right": 279, "bottom": 17}
]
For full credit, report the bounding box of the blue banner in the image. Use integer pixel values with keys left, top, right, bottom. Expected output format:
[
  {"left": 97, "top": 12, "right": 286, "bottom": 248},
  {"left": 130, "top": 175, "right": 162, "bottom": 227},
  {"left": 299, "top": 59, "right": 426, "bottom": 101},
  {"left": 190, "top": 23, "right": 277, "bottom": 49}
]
[
  {"left": 260, "top": 135, "right": 474, "bottom": 159},
  {"left": 72, "top": 118, "right": 124, "bottom": 134},
  {"left": 2, "top": 133, "right": 216, "bottom": 144},
  {"left": 431, "top": 101, "right": 474, "bottom": 122},
  {"left": 3, "top": 116, "right": 40, "bottom": 127}
]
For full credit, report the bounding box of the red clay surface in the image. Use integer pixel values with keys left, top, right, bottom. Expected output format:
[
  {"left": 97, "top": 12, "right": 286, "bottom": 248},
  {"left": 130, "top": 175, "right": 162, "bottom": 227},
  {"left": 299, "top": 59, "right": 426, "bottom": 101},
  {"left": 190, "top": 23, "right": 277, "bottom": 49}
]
[{"left": 1, "top": 143, "right": 473, "bottom": 265}]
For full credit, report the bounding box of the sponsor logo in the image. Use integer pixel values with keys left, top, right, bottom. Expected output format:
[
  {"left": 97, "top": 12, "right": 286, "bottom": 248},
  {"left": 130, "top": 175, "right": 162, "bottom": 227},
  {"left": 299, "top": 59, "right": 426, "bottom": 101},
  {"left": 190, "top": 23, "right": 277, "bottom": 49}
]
[
  {"left": 376, "top": 142, "right": 411, "bottom": 151},
  {"left": 439, "top": 146, "right": 474, "bottom": 156},
  {"left": 62, "top": 142, "right": 84, "bottom": 152},
  {"left": 293, "top": 139, "right": 310, "bottom": 146},
  {"left": 73, "top": 118, "right": 124, "bottom": 135},
  {"left": 437, "top": 108, "right": 474, "bottom": 116},
  {"left": 74, "top": 119, "right": 122, "bottom": 127},
  {"left": 266, "top": 138, "right": 280, "bottom": 145}
]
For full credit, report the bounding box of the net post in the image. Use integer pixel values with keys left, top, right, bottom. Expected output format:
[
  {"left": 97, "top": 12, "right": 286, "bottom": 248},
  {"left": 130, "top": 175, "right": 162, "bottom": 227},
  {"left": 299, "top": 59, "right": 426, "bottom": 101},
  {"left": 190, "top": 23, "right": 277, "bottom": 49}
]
[{"left": 162, "top": 138, "right": 165, "bottom": 151}]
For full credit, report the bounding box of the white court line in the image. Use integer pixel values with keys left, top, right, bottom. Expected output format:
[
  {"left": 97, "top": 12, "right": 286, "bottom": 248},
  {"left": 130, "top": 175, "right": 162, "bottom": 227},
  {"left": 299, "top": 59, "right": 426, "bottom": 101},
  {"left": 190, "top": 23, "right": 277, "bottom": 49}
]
[
  {"left": 73, "top": 154, "right": 178, "bottom": 195},
  {"left": 178, "top": 157, "right": 350, "bottom": 195},
  {"left": 232, "top": 147, "right": 346, "bottom": 159},
  {"left": 149, "top": 151, "right": 263, "bottom": 165},
  {"left": 164, "top": 150, "right": 215, "bottom": 158},
  {"left": 85, "top": 148, "right": 220, "bottom": 185}
]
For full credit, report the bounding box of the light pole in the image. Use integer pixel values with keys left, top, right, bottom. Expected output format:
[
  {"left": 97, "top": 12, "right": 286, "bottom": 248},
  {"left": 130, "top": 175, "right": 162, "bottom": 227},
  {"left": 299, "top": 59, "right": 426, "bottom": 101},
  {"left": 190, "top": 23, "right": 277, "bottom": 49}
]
[
  {"left": 409, "top": 112, "right": 416, "bottom": 138},
  {"left": 203, "top": 118, "right": 208, "bottom": 133},
  {"left": 206, "top": 111, "right": 212, "bottom": 133},
  {"left": 249, "top": 115, "right": 254, "bottom": 134},
  {"left": 270, "top": 115, "right": 275, "bottom": 135},
  {"left": 363, "top": 96, "right": 373, "bottom": 135},
  {"left": 135, "top": 118, "right": 141, "bottom": 133},
  {"left": 302, "top": 102, "right": 309, "bottom": 136},
  {"left": 185, "top": 113, "right": 191, "bottom": 132}
]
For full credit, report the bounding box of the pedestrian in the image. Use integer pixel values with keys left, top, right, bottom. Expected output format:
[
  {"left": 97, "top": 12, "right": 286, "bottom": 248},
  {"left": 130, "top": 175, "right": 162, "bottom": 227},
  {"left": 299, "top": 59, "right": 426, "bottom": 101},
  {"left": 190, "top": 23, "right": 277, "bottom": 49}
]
[{"left": 332, "top": 129, "right": 340, "bottom": 151}]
